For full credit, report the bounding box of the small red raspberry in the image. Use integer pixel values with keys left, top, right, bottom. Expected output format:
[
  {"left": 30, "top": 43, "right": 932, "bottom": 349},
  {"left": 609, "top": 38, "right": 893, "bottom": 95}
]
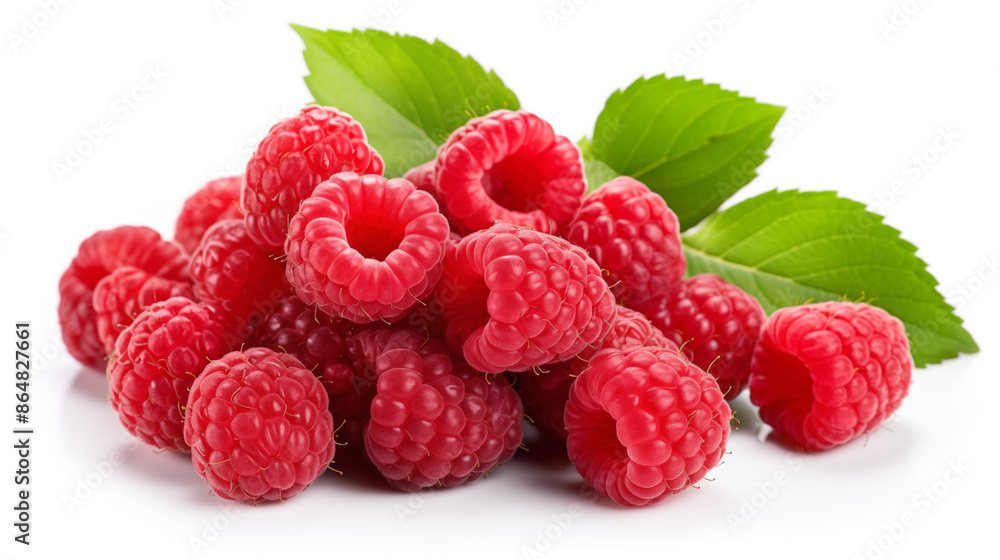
[
  {"left": 360, "top": 329, "right": 523, "bottom": 490},
  {"left": 92, "top": 266, "right": 194, "bottom": 355},
  {"left": 749, "top": 301, "right": 913, "bottom": 451},
  {"left": 185, "top": 347, "right": 335, "bottom": 502},
  {"left": 286, "top": 172, "right": 449, "bottom": 323},
  {"left": 642, "top": 274, "right": 766, "bottom": 400},
  {"left": 565, "top": 346, "right": 730, "bottom": 507},
  {"left": 189, "top": 219, "right": 290, "bottom": 326},
  {"left": 434, "top": 109, "right": 585, "bottom": 236},
  {"left": 518, "top": 306, "right": 676, "bottom": 440},
  {"left": 565, "top": 177, "right": 685, "bottom": 307},
  {"left": 174, "top": 176, "right": 244, "bottom": 254},
  {"left": 436, "top": 224, "right": 617, "bottom": 373},
  {"left": 253, "top": 294, "right": 371, "bottom": 448},
  {"left": 242, "top": 106, "right": 384, "bottom": 250},
  {"left": 403, "top": 161, "right": 439, "bottom": 204},
  {"left": 59, "top": 226, "right": 190, "bottom": 369},
  {"left": 108, "top": 297, "right": 239, "bottom": 452}
]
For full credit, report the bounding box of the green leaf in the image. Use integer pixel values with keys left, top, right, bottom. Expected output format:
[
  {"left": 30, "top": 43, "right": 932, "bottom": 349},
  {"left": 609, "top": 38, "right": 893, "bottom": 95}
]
[
  {"left": 682, "top": 189, "right": 978, "bottom": 367},
  {"left": 584, "top": 75, "right": 784, "bottom": 230},
  {"left": 292, "top": 25, "right": 520, "bottom": 177}
]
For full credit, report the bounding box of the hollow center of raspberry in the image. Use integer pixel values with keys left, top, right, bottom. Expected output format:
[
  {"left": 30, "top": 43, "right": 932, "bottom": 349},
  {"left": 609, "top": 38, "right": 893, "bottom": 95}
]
[
  {"left": 481, "top": 152, "right": 549, "bottom": 214},
  {"left": 344, "top": 219, "right": 404, "bottom": 261}
]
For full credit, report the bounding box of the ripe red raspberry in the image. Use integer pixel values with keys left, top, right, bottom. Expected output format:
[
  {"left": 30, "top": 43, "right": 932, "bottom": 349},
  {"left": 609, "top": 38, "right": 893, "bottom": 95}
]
[
  {"left": 59, "top": 226, "right": 190, "bottom": 368},
  {"left": 749, "top": 301, "right": 912, "bottom": 451},
  {"left": 436, "top": 224, "right": 617, "bottom": 373},
  {"left": 189, "top": 219, "right": 290, "bottom": 326},
  {"left": 242, "top": 106, "right": 384, "bottom": 250},
  {"left": 286, "top": 172, "right": 449, "bottom": 323},
  {"left": 174, "top": 176, "right": 244, "bottom": 254},
  {"left": 403, "top": 161, "right": 439, "bottom": 204},
  {"left": 360, "top": 329, "right": 523, "bottom": 490},
  {"left": 185, "top": 347, "right": 335, "bottom": 502},
  {"left": 565, "top": 177, "right": 685, "bottom": 307},
  {"left": 434, "top": 109, "right": 585, "bottom": 236},
  {"left": 642, "top": 274, "right": 766, "bottom": 400},
  {"left": 565, "top": 346, "right": 730, "bottom": 506},
  {"left": 92, "top": 266, "right": 195, "bottom": 355},
  {"left": 108, "top": 297, "right": 239, "bottom": 452},
  {"left": 518, "top": 306, "right": 676, "bottom": 440},
  {"left": 253, "top": 294, "right": 372, "bottom": 448}
]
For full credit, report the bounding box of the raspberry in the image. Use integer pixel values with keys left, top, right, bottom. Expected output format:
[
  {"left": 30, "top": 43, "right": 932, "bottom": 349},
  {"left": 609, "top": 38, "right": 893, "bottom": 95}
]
[
  {"left": 403, "top": 161, "right": 439, "bottom": 203},
  {"left": 185, "top": 347, "right": 335, "bottom": 502},
  {"left": 189, "top": 219, "right": 290, "bottom": 326},
  {"left": 565, "top": 346, "right": 730, "bottom": 506},
  {"left": 92, "top": 266, "right": 195, "bottom": 355},
  {"left": 565, "top": 177, "right": 685, "bottom": 307},
  {"left": 518, "top": 306, "right": 676, "bottom": 440},
  {"left": 59, "top": 226, "right": 190, "bottom": 368},
  {"left": 242, "top": 106, "right": 384, "bottom": 250},
  {"left": 286, "top": 172, "right": 449, "bottom": 323},
  {"left": 360, "top": 329, "right": 523, "bottom": 490},
  {"left": 174, "top": 176, "right": 244, "bottom": 254},
  {"left": 253, "top": 294, "right": 371, "bottom": 448},
  {"left": 642, "top": 274, "right": 766, "bottom": 400},
  {"left": 749, "top": 301, "right": 913, "bottom": 451},
  {"left": 436, "top": 224, "right": 617, "bottom": 373},
  {"left": 434, "top": 109, "right": 585, "bottom": 236},
  {"left": 108, "top": 297, "right": 239, "bottom": 452}
]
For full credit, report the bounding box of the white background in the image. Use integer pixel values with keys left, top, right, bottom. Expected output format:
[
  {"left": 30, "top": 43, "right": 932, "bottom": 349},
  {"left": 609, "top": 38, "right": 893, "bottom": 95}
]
[{"left": 2, "top": 1, "right": 998, "bottom": 559}]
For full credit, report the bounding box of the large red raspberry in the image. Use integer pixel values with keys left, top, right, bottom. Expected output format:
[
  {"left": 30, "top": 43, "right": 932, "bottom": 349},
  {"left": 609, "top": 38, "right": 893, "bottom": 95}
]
[
  {"left": 286, "top": 172, "right": 449, "bottom": 323},
  {"left": 749, "top": 301, "right": 912, "bottom": 451},
  {"left": 185, "top": 347, "right": 335, "bottom": 502},
  {"left": 642, "top": 274, "right": 766, "bottom": 400},
  {"left": 242, "top": 106, "right": 384, "bottom": 250},
  {"left": 565, "top": 346, "right": 730, "bottom": 507},
  {"left": 253, "top": 294, "right": 372, "bottom": 449},
  {"left": 59, "top": 226, "right": 190, "bottom": 369},
  {"left": 174, "top": 176, "right": 244, "bottom": 254},
  {"left": 436, "top": 224, "right": 617, "bottom": 373},
  {"left": 518, "top": 306, "right": 676, "bottom": 440},
  {"left": 360, "top": 329, "right": 523, "bottom": 491},
  {"left": 92, "top": 266, "right": 195, "bottom": 355},
  {"left": 565, "top": 177, "right": 685, "bottom": 307},
  {"left": 434, "top": 109, "right": 585, "bottom": 236},
  {"left": 108, "top": 297, "right": 239, "bottom": 452},
  {"left": 189, "top": 219, "right": 290, "bottom": 326}
]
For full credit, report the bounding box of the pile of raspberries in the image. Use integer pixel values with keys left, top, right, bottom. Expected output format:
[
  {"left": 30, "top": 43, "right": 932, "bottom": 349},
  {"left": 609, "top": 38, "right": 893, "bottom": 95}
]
[{"left": 58, "top": 106, "right": 913, "bottom": 506}]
